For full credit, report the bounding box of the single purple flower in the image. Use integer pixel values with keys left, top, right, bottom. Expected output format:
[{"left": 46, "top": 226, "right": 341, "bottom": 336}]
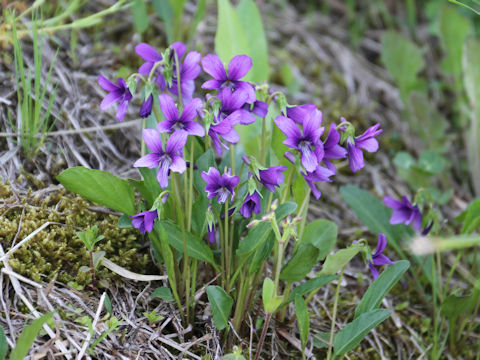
[
  {"left": 201, "top": 54, "right": 256, "bottom": 103},
  {"left": 384, "top": 195, "right": 422, "bottom": 231},
  {"left": 258, "top": 166, "right": 288, "bottom": 192},
  {"left": 301, "top": 165, "right": 335, "bottom": 200},
  {"left": 140, "top": 95, "right": 153, "bottom": 118},
  {"left": 156, "top": 94, "right": 205, "bottom": 137},
  {"left": 208, "top": 222, "right": 216, "bottom": 244},
  {"left": 274, "top": 110, "right": 324, "bottom": 172},
  {"left": 135, "top": 42, "right": 200, "bottom": 103},
  {"left": 323, "top": 124, "right": 347, "bottom": 173},
  {"left": 368, "top": 233, "right": 395, "bottom": 280},
  {"left": 201, "top": 167, "right": 239, "bottom": 204},
  {"left": 130, "top": 210, "right": 158, "bottom": 234},
  {"left": 346, "top": 123, "right": 382, "bottom": 173},
  {"left": 133, "top": 129, "right": 187, "bottom": 188},
  {"left": 98, "top": 75, "right": 133, "bottom": 122},
  {"left": 240, "top": 191, "right": 262, "bottom": 218}
]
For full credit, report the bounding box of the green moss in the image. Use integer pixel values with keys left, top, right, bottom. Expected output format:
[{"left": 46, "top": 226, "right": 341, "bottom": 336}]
[{"left": 0, "top": 182, "right": 151, "bottom": 285}]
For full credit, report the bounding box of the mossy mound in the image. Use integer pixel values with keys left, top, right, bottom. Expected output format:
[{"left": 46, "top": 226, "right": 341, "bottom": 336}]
[{"left": 0, "top": 182, "right": 151, "bottom": 285}]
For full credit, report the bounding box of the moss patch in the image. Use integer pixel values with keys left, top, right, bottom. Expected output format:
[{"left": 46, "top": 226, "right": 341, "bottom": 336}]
[{"left": 0, "top": 182, "right": 151, "bottom": 285}]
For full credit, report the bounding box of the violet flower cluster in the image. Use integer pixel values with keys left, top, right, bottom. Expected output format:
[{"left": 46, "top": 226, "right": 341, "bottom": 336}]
[{"left": 97, "top": 42, "right": 384, "bottom": 250}]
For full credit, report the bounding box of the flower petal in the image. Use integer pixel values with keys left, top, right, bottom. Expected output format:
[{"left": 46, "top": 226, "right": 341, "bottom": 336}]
[
  {"left": 201, "top": 79, "right": 223, "bottom": 90},
  {"left": 133, "top": 153, "right": 161, "bottom": 168},
  {"left": 116, "top": 100, "right": 129, "bottom": 122},
  {"left": 171, "top": 42, "right": 186, "bottom": 59},
  {"left": 184, "top": 121, "right": 205, "bottom": 137},
  {"left": 375, "top": 233, "right": 387, "bottom": 254},
  {"left": 170, "top": 155, "right": 187, "bottom": 173},
  {"left": 165, "top": 131, "right": 187, "bottom": 155},
  {"left": 100, "top": 91, "right": 122, "bottom": 110},
  {"left": 135, "top": 43, "right": 161, "bottom": 62},
  {"left": 356, "top": 137, "right": 379, "bottom": 153},
  {"left": 383, "top": 196, "right": 404, "bottom": 210},
  {"left": 347, "top": 142, "right": 364, "bottom": 173},
  {"left": 142, "top": 128, "right": 164, "bottom": 154},
  {"left": 180, "top": 98, "right": 202, "bottom": 123},
  {"left": 274, "top": 116, "right": 302, "bottom": 142},
  {"left": 181, "top": 51, "right": 202, "bottom": 80},
  {"left": 158, "top": 94, "right": 179, "bottom": 122},
  {"left": 201, "top": 54, "right": 227, "bottom": 80},
  {"left": 228, "top": 55, "right": 252, "bottom": 80},
  {"left": 157, "top": 120, "right": 175, "bottom": 133},
  {"left": 98, "top": 75, "right": 119, "bottom": 91}
]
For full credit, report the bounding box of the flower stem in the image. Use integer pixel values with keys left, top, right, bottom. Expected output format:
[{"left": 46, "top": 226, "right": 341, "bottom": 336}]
[
  {"left": 254, "top": 312, "right": 272, "bottom": 360},
  {"left": 281, "top": 168, "right": 295, "bottom": 203},
  {"left": 173, "top": 50, "right": 183, "bottom": 110},
  {"left": 326, "top": 266, "right": 345, "bottom": 360},
  {"left": 224, "top": 199, "right": 230, "bottom": 291}
]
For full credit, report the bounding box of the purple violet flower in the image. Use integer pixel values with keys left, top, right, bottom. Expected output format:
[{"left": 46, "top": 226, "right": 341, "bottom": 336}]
[
  {"left": 130, "top": 210, "right": 158, "bottom": 234},
  {"left": 201, "top": 54, "right": 256, "bottom": 104},
  {"left": 98, "top": 75, "right": 133, "bottom": 122},
  {"left": 133, "top": 129, "right": 187, "bottom": 188},
  {"left": 384, "top": 195, "right": 423, "bottom": 231},
  {"left": 201, "top": 167, "right": 239, "bottom": 204},
  {"left": 135, "top": 42, "right": 200, "bottom": 103},
  {"left": 140, "top": 95, "right": 153, "bottom": 118},
  {"left": 301, "top": 165, "right": 335, "bottom": 200},
  {"left": 208, "top": 222, "right": 216, "bottom": 244},
  {"left": 258, "top": 166, "right": 288, "bottom": 192},
  {"left": 323, "top": 125, "right": 347, "bottom": 173},
  {"left": 240, "top": 191, "right": 262, "bottom": 218},
  {"left": 368, "top": 233, "right": 395, "bottom": 280},
  {"left": 346, "top": 123, "right": 382, "bottom": 173},
  {"left": 157, "top": 94, "right": 205, "bottom": 137},
  {"left": 274, "top": 110, "right": 324, "bottom": 172}
]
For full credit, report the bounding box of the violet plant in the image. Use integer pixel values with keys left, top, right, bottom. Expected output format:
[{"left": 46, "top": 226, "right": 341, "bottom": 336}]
[{"left": 57, "top": 42, "right": 410, "bottom": 357}]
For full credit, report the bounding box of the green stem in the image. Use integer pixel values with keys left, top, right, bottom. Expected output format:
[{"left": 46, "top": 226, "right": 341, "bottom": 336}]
[
  {"left": 260, "top": 115, "right": 268, "bottom": 165},
  {"left": 174, "top": 50, "right": 183, "bottom": 109},
  {"left": 281, "top": 168, "right": 295, "bottom": 203},
  {"left": 326, "top": 266, "right": 345, "bottom": 360},
  {"left": 224, "top": 199, "right": 231, "bottom": 291},
  {"left": 186, "top": 140, "right": 194, "bottom": 231}
]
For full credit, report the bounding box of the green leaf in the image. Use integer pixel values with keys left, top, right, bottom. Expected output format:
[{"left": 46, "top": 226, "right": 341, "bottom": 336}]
[
  {"left": 152, "top": 0, "right": 174, "bottom": 43},
  {"left": 287, "top": 275, "right": 337, "bottom": 303},
  {"left": 151, "top": 286, "right": 174, "bottom": 302},
  {"left": 319, "top": 245, "right": 361, "bottom": 276},
  {"left": 302, "top": 219, "right": 337, "bottom": 260},
  {"left": 460, "top": 199, "right": 480, "bottom": 234},
  {"left": 10, "top": 312, "right": 54, "bottom": 360},
  {"left": 236, "top": 0, "right": 269, "bottom": 82},
  {"left": 236, "top": 202, "right": 297, "bottom": 256},
  {"left": 150, "top": 223, "right": 180, "bottom": 305},
  {"left": 118, "top": 214, "right": 132, "bottom": 228},
  {"left": 333, "top": 309, "right": 390, "bottom": 356},
  {"left": 139, "top": 167, "right": 162, "bottom": 205},
  {"left": 206, "top": 286, "right": 234, "bottom": 330},
  {"left": 187, "top": 0, "right": 207, "bottom": 46},
  {"left": 0, "top": 327, "right": 8, "bottom": 360},
  {"left": 381, "top": 31, "right": 425, "bottom": 101},
  {"left": 463, "top": 38, "right": 480, "bottom": 194},
  {"left": 441, "top": 291, "right": 479, "bottom": 319},
  {"left": 247, "top": 235, "right": 274, "bottom": 275},
  {"left": 215, "top": 0, "right": 249, "bottom": 67},
  {"left": 131, "top": 0, "right": 149, "bottom": 34},
  {"left": 57, "top": 166, "right": 136, "bottom": 215},
  {"left": 439, "top": 5, "right": 472, "bottom": 82},
  {"left": 168, "top": 0, "right": 187, "bottom": 16},
  {"left": 262, "top": 278, "right": 274, "bottom": 307},
  {"left": 280, "top": 244, "right": 319, "bottom": 282},
  {"left": 295, "top": 295, "right": 309, "bottom": 350},
  {"left": 194, "top": 149, "right": 216, "bottom": 195},
  {"left": 415, "top": 151, "right": 446, "bottom": 175},
  {"left": 104, "top": 293, "right": 112, "bottom": 315},
  {"left": 340, "top": 185, "right": 414, "bottom": 257},
  {"left": 160, "top": 221, "right": 218, "bottom": 270},
  {"left": 355, "top": 260, "right": 410, "bottom": 318}
]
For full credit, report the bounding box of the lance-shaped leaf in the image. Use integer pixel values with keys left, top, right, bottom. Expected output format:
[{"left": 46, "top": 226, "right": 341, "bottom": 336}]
[
  {"left": 319, "top": 244, "right": 361, "bottom": 276},
  {"left": 280, "top": 243, "right": 319, "bottom": 282},
  {"left": 334, "top": 309, "right": 390, "bottom": 356},
  {"left": 57, "top": 166, "right": 136, "bottom": 215},
  {"left": 355, "top": 260, "right": 410, "bottom": 318},
  {"left": 207, "top": 286, "right": 234, "bottom": 330},
  {"left": 295, "top": 295, "right": 309, "bottom": 351}
]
